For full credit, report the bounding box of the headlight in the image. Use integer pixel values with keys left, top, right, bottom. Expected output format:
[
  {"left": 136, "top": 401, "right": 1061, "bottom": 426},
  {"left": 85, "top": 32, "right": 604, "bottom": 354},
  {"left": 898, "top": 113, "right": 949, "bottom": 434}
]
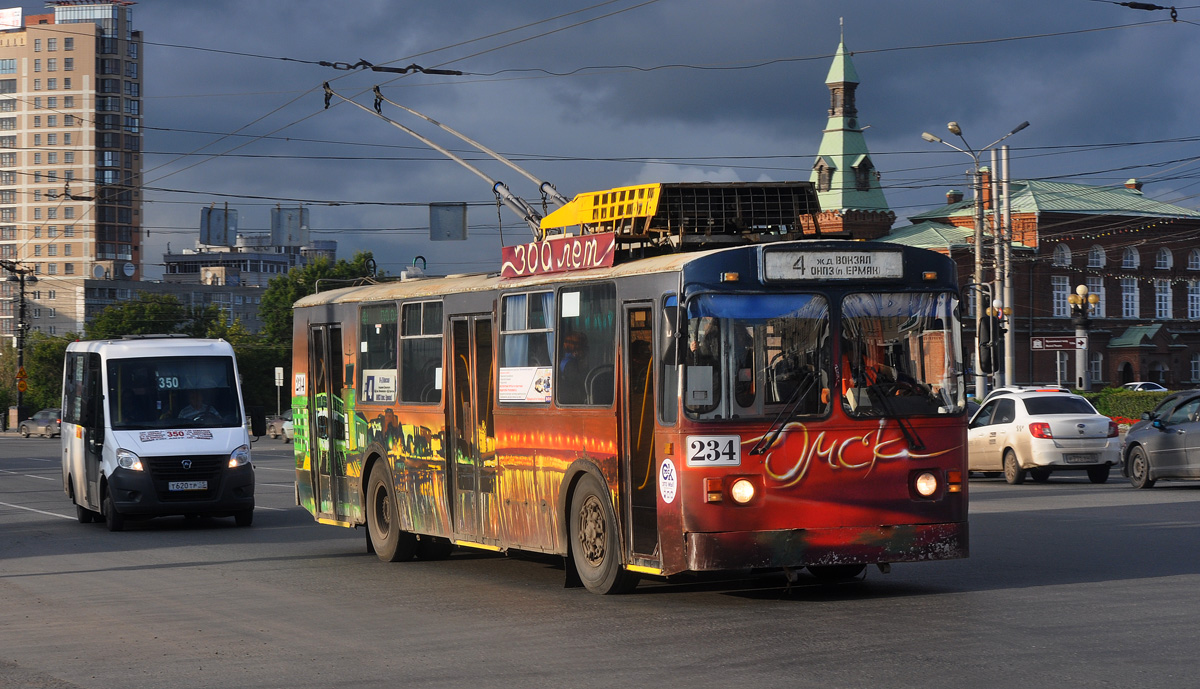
[
  {"left": 229, "top": 444, "right": 251, "bottom": 468},
  {"left": 729, "top": 478, "right": 756, "bottom": 504},
  {"left": 914, "top": 471, "right": 939, "bottom": 497},
  {"left": 116, "top": 448, "right": 143, "bottom": 471}
]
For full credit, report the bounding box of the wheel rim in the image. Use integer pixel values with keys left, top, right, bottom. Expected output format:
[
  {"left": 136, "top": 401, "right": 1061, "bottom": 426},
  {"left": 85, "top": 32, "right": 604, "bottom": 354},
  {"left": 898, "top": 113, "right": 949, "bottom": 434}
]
[
  {"left": 1005, "top": 455, "right": 1016, "bottom": 480},
  {"left": 577, "top": 494, "right": 606, "bottom": 567},
  {"left": 372, "top": 484, "right": 391, "bottom": 537},
  {"left": 1132, "top": 452, "right": 1146, "bottom": 481}
]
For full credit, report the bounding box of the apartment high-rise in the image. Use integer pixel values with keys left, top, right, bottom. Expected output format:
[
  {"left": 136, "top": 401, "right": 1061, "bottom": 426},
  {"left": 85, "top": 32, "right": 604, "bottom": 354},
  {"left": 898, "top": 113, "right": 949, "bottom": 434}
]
[{"left": 0, "top": 1, "right": 142, "bottom": 339}]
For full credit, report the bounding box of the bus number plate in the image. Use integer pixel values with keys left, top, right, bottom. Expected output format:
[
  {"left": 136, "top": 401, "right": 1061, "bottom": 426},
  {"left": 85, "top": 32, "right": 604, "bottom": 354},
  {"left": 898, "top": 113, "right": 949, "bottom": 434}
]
[
  {"left": 686, "top": 436, "right": 741, "bottom": 467},
  {"left": 168, "top": 481, "right": 208, "bottom": 491}
]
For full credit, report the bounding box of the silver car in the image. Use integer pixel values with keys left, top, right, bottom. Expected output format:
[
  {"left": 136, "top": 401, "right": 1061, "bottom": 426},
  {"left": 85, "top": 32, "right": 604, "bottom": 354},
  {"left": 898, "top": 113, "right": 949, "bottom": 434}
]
[
  {"left": 1122, "top": 391, "right": 1200, "bottom": 488},
  {"left": 968, "top": 390, "right": 1119, "bottom": 484}
]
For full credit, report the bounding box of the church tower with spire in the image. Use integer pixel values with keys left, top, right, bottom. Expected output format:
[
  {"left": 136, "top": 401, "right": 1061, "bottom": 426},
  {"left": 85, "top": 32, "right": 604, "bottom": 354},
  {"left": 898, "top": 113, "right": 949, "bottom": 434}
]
[{"left": 800, "top": 31, "right": 896, "bottom": 239}]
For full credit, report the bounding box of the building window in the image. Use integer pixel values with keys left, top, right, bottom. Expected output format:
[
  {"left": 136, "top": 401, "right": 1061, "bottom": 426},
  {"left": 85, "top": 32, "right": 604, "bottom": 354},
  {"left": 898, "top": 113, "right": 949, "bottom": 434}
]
[
  {"left": 1122, "top": 277, "right": 1139, "bottom": 318},
  {"left": 1189, "top": 281, "right": 1200, "bottom": 320},
  {"left": 47, "top": 38, "right": 56, "bottom": 52},
  {"left": 0, "top": 59, "right": 13, "bottom": 74},
  {"left": 1056, "top": 351, "right": 1071, "bottom": 386},
  {"left": 1123, "top": 247, "right": 1140, "bottom": 269},
  {"left": 1086, "top": 277, "right": 1105, "bottom": 318},
  {"left": 65, "top": 38, "right": 74, "bottom": 51},
  {"left": 33, "top": 39, "right": 41, "bottom": 52},
  {"left": 1090, "top": 351, "right": 1103, "bottom": 386},
  {"left": 1156, "top": 248, "right": 1173, "bottom": 270},
  {"left": 64, "top": 58, "right": 74, "bottom": 72},
  {"left": 33, "top": 59, "right": 40, "bottom": 73},
  {"left": 1052, "top": 276, "right": 1069, "bottom": 317},
  {"left": 1052, "top": 244, "right": 1071, "bottom": 266},
  {"left": 1193, "top": 353, "right": 1200, "bottom": 383},
  {"left": 64, "top": 263, "right": 73, "bottom": 274},
  {"left": 1189, "top": 249, "right": 1200, "bottom": 271},
  {"left": 1088, "top": 245, "right": 1106, "bottom": 268},
  {"left": 1155, "top": 279, "right": 1172, "bottom": 319},
  {"left": 47, "top": 58, "right": 57, "bottom": 72}
]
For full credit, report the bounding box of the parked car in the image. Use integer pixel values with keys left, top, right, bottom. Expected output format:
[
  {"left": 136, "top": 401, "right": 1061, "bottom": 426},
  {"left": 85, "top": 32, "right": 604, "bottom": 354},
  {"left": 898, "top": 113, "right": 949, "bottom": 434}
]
[
  {"left": 282, "top": 416, "right": 294, "bottom": 443},
  {"left": 968, "top": 390, "right": 1119, "bottom": 484},
  {"left": 1122, "top": 381, "right": 1168, "bottom": 392},
  {"left": 266, "top": 408, "right": 292, "bottom": 439},
  {"left": 19, "top": 408, "right": 60, "bottom": 437},
  {"left": 1122, "top": 391, "right": 1200, "bottom": 488}
]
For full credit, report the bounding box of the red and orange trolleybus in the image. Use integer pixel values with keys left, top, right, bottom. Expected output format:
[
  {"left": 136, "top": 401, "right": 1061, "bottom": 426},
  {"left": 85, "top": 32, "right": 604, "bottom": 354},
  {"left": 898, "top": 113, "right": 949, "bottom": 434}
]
[{"left": 291, "top": 182, "right": 968, "bottom": 593}]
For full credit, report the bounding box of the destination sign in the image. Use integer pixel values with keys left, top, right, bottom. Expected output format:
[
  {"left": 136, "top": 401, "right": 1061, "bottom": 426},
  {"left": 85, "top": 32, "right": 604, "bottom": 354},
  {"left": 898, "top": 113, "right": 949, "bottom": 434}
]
[{"left": 764, "top": 250, "right": 904, "bottom": 281}]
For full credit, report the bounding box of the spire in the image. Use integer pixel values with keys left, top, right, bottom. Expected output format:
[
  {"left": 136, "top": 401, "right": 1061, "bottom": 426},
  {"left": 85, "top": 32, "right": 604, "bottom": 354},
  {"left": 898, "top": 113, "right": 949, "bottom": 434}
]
[{"left": 806, "top": 27, "right": 894, "bottom": 239}]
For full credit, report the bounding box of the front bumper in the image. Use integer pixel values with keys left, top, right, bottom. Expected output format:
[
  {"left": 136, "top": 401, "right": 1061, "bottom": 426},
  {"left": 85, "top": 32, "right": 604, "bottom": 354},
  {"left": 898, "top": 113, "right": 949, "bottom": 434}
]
[
  {"left": 107, "top": 464, "right": 255, "bottom": 517},
  {"left": 683, "top": 521, "right": 968, "bottom": 573}
]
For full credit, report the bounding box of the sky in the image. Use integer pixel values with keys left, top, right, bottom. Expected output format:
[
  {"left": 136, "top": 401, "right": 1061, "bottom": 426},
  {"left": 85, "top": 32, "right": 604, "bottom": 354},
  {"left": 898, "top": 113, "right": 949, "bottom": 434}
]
[{"left": 17, "top": 0, "right": 1200, "bottom": 277}]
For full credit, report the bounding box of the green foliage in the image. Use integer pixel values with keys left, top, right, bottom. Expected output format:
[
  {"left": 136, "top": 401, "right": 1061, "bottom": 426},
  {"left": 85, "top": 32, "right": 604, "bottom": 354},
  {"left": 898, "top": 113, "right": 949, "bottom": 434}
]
[
  {"left": 22, "top": 331, "right": 70, "bottom": 411},
  {"left": 1081, "top": 387, "right": 1170, "bottom": 420},
  {"left": 85, "top": 293, "right": 191, "bottom": 339},
  {"left": 259, "top": 251, "right": 376, "bottom": 343}
]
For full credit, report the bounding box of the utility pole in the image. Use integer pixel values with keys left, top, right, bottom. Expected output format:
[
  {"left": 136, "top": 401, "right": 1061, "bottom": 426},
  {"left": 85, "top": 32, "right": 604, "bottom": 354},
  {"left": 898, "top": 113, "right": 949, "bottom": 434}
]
[{"left": 0, "top": 260, "right": 35, "bottom": 425}]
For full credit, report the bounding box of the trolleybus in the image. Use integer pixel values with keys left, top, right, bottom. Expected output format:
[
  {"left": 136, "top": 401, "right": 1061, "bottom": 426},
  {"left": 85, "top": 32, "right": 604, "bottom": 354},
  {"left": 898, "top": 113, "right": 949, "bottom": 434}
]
[{"left": 291, "top": 181, "right": 968, "bottom": 593}]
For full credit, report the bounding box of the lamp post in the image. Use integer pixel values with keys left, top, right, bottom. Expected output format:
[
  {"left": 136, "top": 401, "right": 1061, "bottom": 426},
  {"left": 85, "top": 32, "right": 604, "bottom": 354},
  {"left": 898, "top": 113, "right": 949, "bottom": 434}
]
[
  {"left": 922, "top": 120, "right": 1029, "bottom": 397},
  {"left": 0, "top": 260, "right": 35, "bottom": 423},
  {"left": 1068, "top": 284, "right": 1099, "bottom": 390}
]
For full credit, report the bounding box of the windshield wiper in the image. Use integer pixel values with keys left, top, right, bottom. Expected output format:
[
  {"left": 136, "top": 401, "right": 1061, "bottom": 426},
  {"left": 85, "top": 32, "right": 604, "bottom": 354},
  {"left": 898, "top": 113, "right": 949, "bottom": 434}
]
[{"left": 750, "top": 371, "right": 820, "bottom": 456}]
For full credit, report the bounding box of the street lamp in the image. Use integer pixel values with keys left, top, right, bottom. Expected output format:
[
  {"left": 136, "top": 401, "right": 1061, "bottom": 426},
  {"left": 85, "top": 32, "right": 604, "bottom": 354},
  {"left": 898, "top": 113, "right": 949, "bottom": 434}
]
[
  {"left": 922, "top": 120, "right": 1029, "bottom": 397},
  {"left": 0, "top": 261, "right": 35, "bottom": 425},
  {"left": 1068, "top": 284, "right": 1099, "bottom": 390}
]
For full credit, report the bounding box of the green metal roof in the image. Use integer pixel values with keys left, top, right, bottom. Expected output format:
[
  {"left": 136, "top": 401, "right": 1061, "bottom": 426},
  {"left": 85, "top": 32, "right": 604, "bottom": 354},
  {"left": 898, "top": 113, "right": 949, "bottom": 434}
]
[
  {"left": 825, "top": 41, "right": 859, "bottom": 85},
  {"left": 910, "top": 180, "right": 1200, "bottom": 222},
  {"left": 880, "top": 221, "right": 973, "bottom": 251},
  {"left": 1109, "top": 324, "right": 1167, "bottom": 348}
]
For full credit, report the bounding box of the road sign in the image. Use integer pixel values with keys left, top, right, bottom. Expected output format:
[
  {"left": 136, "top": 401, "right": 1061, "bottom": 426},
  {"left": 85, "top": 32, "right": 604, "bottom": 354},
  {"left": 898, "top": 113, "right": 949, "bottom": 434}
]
[
  {"left": 16, "top": 379, "right": 27, "bottom": 392},
  {"left": 275, "top": 367, "right": 284, "bottom": 386},
  {"left": 1031, "top": 336, "right": 1087, "bottom": 351},
  {"left": 15, "top": 367, "right": 25, "bottom": 379}
]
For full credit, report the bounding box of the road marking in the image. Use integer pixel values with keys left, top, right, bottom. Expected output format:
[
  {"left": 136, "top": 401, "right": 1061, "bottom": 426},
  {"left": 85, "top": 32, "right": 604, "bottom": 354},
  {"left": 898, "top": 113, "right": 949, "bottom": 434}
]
[
  {"left": 0, "top": 468, "right": 55, "bottom": 481},
  {"left": 0, "top": 500, "right": 73, "bottom": 520}
]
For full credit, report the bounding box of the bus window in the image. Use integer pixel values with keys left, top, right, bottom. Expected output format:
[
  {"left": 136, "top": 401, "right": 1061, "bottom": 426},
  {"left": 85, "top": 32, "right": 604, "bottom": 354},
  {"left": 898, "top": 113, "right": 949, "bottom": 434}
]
[
  {"left": 498, "top": 291, "right": 554, "bottom": 403},
  {"left": 684, "top": 293, "right": 830, "bottom": 421},
  {"left": 400, "top": 301, "right": 443, "bottom": 403},
  {"left": 659, "top": 294, "right": 679, "bottom": 425},
  {"left": 557, "top": 283, "right": 616, "bottom": 406},
  {"left": 359, "top": 304, "right": 398, "bottom": 404},
  {"left": 840, "top": 291, "right": 963, "bottom": 417}
]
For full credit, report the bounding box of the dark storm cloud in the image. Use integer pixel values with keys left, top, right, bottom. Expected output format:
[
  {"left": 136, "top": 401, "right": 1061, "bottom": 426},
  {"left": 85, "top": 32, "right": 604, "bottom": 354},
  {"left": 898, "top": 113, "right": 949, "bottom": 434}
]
[{"left": 16, "top": 0, "right": 1199, "bottom": 273}]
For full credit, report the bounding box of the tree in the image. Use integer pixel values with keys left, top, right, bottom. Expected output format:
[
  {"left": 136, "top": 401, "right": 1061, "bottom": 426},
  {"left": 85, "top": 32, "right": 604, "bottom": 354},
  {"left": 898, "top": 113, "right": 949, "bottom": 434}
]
[
  {"left": 259, "top": 252, "right": 376, "bottom": 343},
  {"left": 22, "top": 331, "right": 70, "bottom": 411},
  {"left": 85, "top": 293, "right": 191, "bottom": 339}
]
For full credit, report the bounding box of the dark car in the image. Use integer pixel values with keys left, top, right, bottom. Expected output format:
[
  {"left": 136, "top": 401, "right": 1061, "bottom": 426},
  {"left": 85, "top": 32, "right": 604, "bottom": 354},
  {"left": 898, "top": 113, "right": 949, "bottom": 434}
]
[
  {"left": 19, "top": 408, "right": 61, "bottom": 437},
  {"left": 1123, "top": 391, "right": 1200, "bottom": 488}
]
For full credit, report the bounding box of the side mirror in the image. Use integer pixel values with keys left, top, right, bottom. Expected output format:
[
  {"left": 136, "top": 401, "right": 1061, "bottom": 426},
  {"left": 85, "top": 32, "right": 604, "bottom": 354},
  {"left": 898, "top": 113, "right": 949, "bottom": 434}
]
[
  {"left": 247, "top": 406, "right": 267, "bottom": 438},
  {"left": 1152, "top": 419, "right": 1166, "bottom": 430},
  {"left": 1141, "top": 411, "right": 1153, "bottom": 421}
]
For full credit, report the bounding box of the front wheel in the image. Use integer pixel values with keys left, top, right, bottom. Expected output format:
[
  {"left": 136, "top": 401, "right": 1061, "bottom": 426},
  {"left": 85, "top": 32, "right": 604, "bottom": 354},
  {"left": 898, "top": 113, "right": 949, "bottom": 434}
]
[
  {"left": 569, "top": 473, "right": 639, "bottom": 594},
  {"left": 19, "top": 425, "right": 29, "bottom": 438},
  {"left": 366, "top": 463, "right": 416, "bottom": 562},
  {"left": 1087, "top": 464, "right": 1111, "bottom": 484},
  {"left": 1003, "top": 450, "right": 1025, "bottom": 485},
  {"left": 1127, "top": 447, "right": 1156, "bottom": 489},
  {"left": 102, "top": 490, "right": 125, "bottom": 532},
  {"left": 234, "top": 509, "right": 254, "bottom": 527}
]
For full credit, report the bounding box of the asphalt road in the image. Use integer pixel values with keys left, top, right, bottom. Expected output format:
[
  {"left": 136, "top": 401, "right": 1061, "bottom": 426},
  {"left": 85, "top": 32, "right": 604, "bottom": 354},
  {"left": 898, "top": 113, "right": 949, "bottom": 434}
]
[{"left": 3, "top": 435, "right": 1199, "bottom": 689}]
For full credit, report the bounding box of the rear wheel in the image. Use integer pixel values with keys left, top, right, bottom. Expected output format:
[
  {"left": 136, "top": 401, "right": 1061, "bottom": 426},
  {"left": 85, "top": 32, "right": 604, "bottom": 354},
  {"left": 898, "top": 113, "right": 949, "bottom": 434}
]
[
  {"left": 1029, "top": 467, "right": 1052, "bottom": 483},
  {"left": 1128, "top": 447, "right": 1156, "bottom": 489},
  {"left": 1087, "top": 464, "right": 1111, "bottom": 484},
  {"left": 366, "top": 463, "right": 416, "bottom": 562},
  {"left": 75, "top": 503, "right": 98, "bottom": 524},
  {"left": 102, "top": 490, "right": 125, "bottom": 532},
  {"left": 569, "top": 473, "right": 639, "bottom": 594},
  {"left": 1003, "top": 450, "right": 1025, "bottom": 485},
  {"left": 808, "top": 564, "right": 867, "bottom": 583}
]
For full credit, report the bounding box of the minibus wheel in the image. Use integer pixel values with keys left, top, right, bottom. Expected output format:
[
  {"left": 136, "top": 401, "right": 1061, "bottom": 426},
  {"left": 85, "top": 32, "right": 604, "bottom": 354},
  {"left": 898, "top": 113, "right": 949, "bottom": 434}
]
[{"left": 103, "top": 490, "right": 125, "bottom": 532}]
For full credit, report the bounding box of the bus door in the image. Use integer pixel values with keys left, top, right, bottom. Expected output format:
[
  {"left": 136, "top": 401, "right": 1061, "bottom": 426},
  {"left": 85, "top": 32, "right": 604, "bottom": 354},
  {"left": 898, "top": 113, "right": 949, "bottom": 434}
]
[
  {"left": 623, "top": 304, "right": 660, "bottom": 560},
  {"left": 448, "top": 315, "right": 497, "bottom": 541},
  {"left": 309, "top": 324, "right": 347, "bottom": 521}
]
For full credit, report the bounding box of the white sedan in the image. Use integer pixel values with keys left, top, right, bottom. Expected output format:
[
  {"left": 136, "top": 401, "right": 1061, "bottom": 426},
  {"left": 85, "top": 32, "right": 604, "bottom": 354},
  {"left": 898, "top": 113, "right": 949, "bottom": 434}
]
[{"left": 968, "top": 390, "right": 1120, "bottom": 484}]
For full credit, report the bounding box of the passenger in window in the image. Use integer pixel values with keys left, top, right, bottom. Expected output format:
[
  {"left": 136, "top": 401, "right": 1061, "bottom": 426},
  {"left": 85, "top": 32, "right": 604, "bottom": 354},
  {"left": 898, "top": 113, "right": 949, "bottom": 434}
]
[{"left": 558, "top": 331, "right": 589, "bottom": 404}]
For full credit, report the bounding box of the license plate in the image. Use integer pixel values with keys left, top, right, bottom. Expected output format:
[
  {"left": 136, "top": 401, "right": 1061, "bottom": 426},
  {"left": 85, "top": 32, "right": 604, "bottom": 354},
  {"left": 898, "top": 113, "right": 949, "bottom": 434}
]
[
  {"left": 168, "top": 480, "right": 208, "bottom": 491},
  {"left": 1064, "top": 453, "right": 1095, "bottom": 464}
]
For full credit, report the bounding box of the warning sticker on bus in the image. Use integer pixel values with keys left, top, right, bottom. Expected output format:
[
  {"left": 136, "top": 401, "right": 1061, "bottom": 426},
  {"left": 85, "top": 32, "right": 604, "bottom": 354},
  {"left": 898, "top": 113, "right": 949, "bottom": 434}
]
[{"left": 764, "top": 250, "right": 903, "bottom": 281}]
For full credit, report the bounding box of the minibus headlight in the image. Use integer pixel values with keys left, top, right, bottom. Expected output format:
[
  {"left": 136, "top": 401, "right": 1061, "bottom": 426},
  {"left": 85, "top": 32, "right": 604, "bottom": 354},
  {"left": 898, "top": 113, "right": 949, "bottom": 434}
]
[
  {"left": 229, "top": 444, "right": 251, "bottom": 468},
  {"left": 116, "top": 449, "right": 143, "bottom": 471},
  {"left": 729, "top": 478, "right": 756, "bottom": 504},
  {"left": 914, "top": 471, "right": 939, "bottom": 497}
]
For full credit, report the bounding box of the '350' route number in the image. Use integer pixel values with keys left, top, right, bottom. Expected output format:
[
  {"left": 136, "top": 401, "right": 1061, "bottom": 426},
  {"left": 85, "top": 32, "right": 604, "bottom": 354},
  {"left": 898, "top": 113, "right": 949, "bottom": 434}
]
[{"left": 685, "top": 435, "right": 741, "bottom": 467}]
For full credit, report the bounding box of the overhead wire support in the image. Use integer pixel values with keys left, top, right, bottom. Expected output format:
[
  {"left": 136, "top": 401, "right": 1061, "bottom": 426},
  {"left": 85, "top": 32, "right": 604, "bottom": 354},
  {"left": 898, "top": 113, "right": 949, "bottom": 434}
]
[
  {"left": 322, "top": 83, "right": 545, "bottom": 240},
  {"left": 372, "top": 86, "right": 570, "bottom": 209}
]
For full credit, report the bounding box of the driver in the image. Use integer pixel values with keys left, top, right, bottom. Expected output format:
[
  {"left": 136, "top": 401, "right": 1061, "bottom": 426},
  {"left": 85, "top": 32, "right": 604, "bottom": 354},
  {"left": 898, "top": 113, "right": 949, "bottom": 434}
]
[{"left": 178, "top": 389, "right": 217, "bottom": 419}]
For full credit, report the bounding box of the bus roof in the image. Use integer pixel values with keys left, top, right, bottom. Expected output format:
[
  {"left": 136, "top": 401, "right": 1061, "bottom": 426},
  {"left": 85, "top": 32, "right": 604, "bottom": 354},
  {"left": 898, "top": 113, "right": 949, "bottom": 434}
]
[{"left": 66, "top": 337, "right": 236, "bottom": 358}]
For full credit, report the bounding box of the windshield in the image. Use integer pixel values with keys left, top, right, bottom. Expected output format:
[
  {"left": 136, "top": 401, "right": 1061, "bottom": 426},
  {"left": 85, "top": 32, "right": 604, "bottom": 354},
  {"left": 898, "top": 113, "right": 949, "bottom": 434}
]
[
  {"left": 840, "top": 291, "right": 964, "bottom": 417},
  {"left": 1023, "top": 396, "right": 1097, "bottom": 415},
  {"left": 683, "top": 293, "right": 831, "bottom": 420},
  {"left": 107, "top": 356, "right": 242, "bottom": 430}
]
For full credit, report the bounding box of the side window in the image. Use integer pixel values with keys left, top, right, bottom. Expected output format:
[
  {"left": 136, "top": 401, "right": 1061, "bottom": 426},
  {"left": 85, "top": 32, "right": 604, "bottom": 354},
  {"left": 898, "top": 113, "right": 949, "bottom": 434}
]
[
  {"left": 970, "top": 401, "right": 996, "bottom": 429},
  {"left": 659, "top": 294, "right": 679, "bottom": 424},
  {"left": 400, "top": 301, "right": 443, "bottom": 403},
  {"left": 1166, "top": 399, "right": 1200, "bottom": 426},
  {"left": 557, "top": 282, "right": 616, "bottom": 406},
  {"left": 994, "top": 398, "right": 1016, "bottom": 425},
  {"left": 359, "top": 304, "right": 397, "bottom": 404},
  {"left": 63, "top": 352, "right": 84, "bottom": 424},
  {"left": 498, "top": 291, "right": 554, "bottom": 404}
]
